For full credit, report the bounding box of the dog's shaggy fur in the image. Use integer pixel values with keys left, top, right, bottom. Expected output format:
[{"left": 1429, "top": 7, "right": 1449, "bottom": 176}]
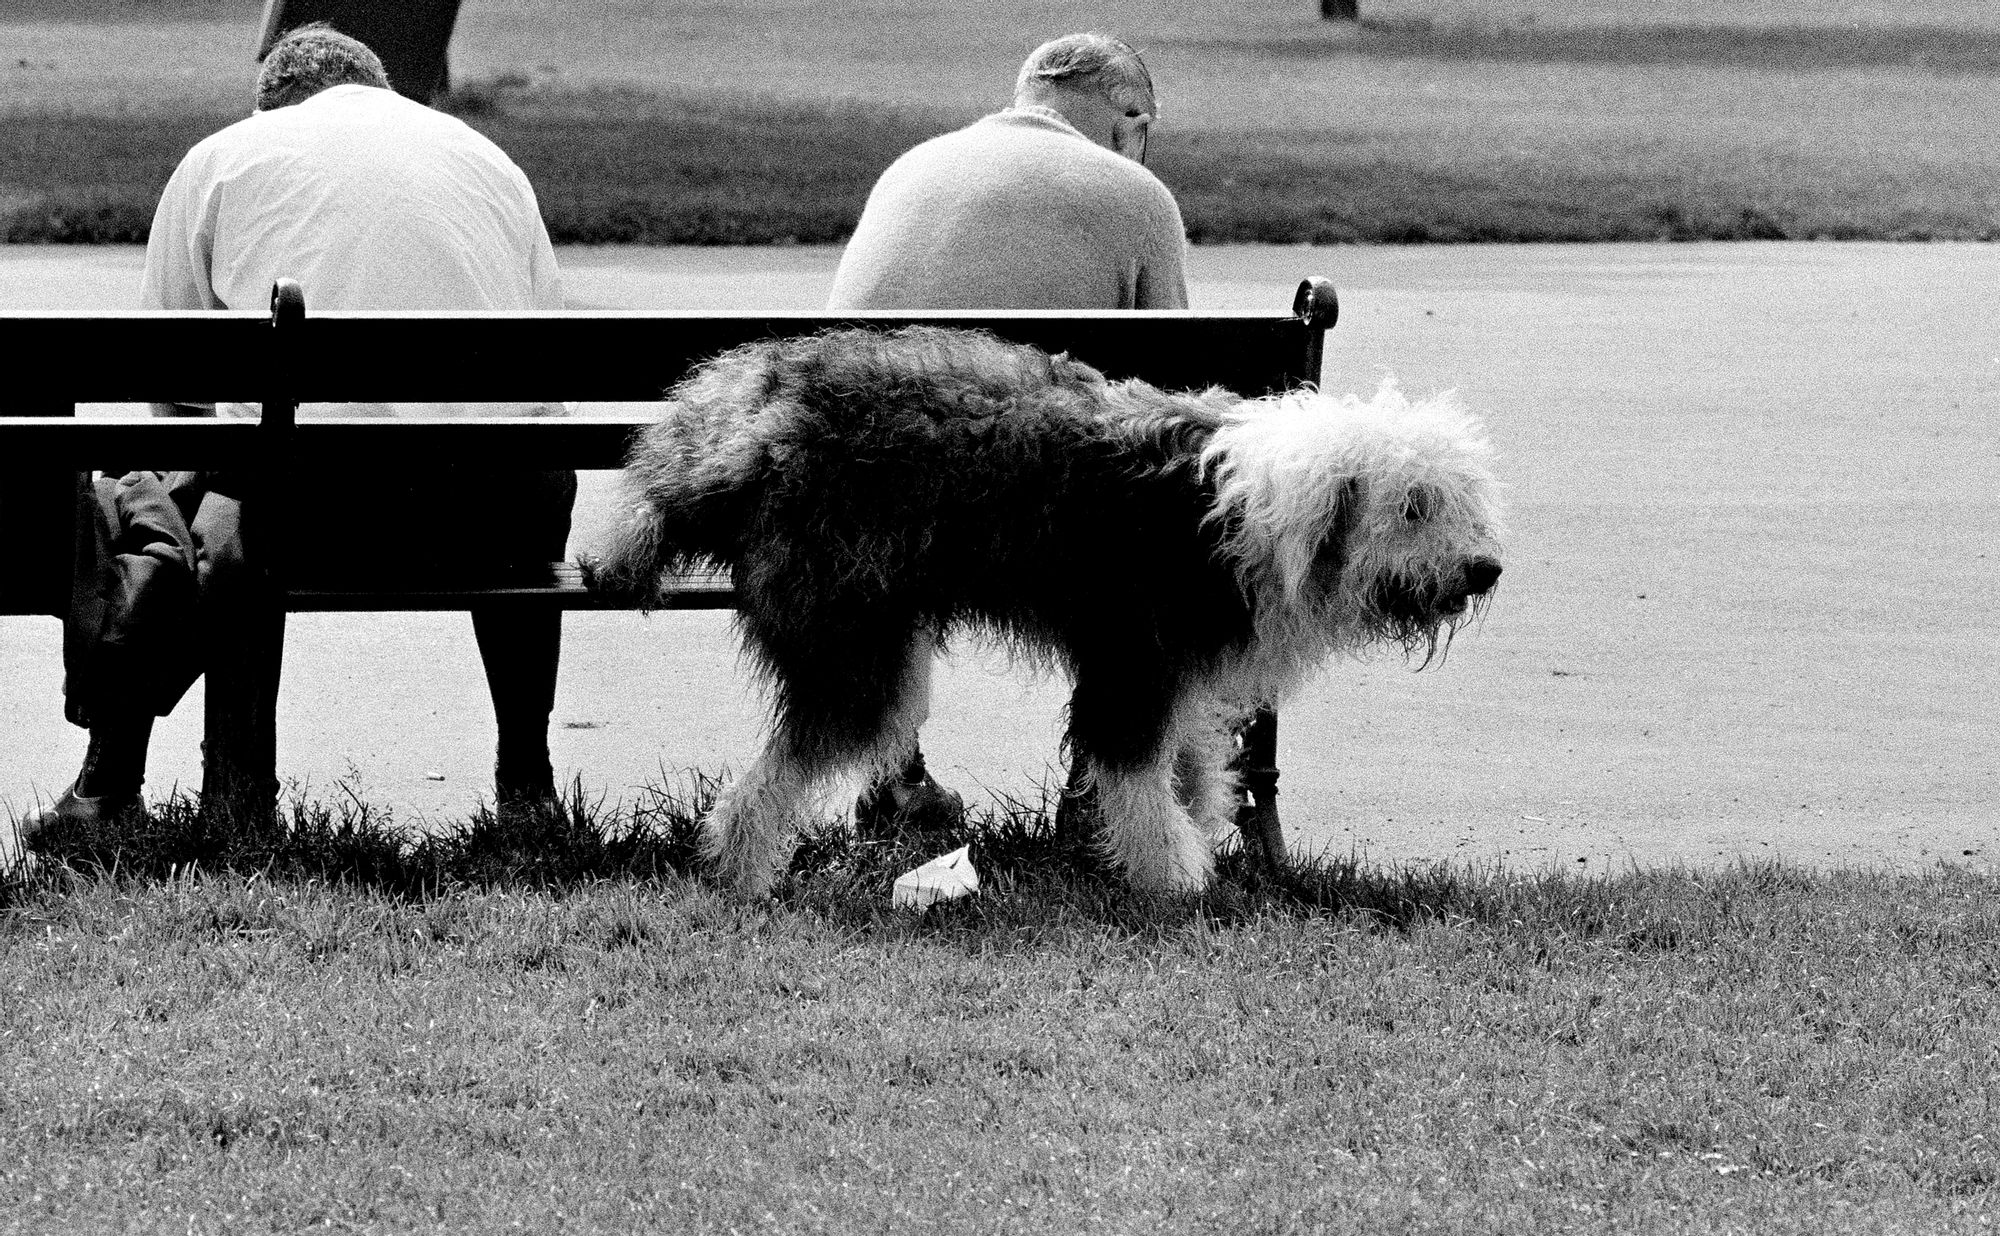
[{"left": 593, "top": 327, "right": 1505, "bottom": 896}]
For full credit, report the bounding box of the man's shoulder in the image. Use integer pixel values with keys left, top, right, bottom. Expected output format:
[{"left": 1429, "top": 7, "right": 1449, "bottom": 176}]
[
  {"left": 251, "top": 85, "right": 529, "bottom": 177},
  {"left": 891, "top": 109, "right": 1082, "bottom": 164},
  {"left": 881, "top": 117, "right": 1001, "bottom": 169},
  {"left": 248, "top": 86, "right": 493, "bottom": 143},
  {"left": 890, "top": 110, "right": 1168, "bottom": 194},
  {"left": 308, "top": 85, "right": 490, "bottom": 140},
  {"left": 179, "top": 109, "right": 273, "bottom": 162},
  {"left": 178, "top": 86, "right": 400, "bottom": 155}
]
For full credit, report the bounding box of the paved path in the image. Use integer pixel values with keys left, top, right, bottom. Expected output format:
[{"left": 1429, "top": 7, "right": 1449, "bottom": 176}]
[{"left": 3, "top": 242, "right": 1995, "bottom": 871}]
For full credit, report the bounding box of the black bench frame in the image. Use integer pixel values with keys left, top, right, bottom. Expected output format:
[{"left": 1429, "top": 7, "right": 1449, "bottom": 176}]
[{"left": 3, "top": 277, "right": 1340, "bottom": 867}]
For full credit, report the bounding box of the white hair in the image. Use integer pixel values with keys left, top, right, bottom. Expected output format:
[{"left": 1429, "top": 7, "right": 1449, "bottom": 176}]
[{"left": 1014, "top": 32, "right": 1156, "bottom": 113}]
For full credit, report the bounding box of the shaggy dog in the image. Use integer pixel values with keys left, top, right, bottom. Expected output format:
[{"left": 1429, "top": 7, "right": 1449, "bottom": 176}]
[{"left": 591, "top": 327, "right": 1504, "bottom": 896}]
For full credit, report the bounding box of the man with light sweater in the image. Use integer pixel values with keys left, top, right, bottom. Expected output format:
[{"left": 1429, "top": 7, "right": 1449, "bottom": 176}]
[
  {"left": 830, "top": 33, "right": 1190, "bottom": 829},
  {"left": 829, "top": 32, "right": 1189, "bottom": 311}
]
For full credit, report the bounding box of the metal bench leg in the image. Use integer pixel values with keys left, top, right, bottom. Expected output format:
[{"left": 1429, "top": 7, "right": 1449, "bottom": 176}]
[
  {"left": 1057, "top": 707, "right": 1286, "bottom": 875},
  {"left": 1233, "top": 706, "right": 1285, "bottom": 872}
]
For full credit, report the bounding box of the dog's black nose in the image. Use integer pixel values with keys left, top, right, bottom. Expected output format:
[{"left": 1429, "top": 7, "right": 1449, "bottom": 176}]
[{"left": 1464, "top": 558, "right": 1502, "bottom": 595}]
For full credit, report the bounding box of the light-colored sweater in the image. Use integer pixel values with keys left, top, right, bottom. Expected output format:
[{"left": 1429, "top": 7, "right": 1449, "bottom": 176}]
[{"left": 827, "top": 107, "right": 1190, "bottom": 311}]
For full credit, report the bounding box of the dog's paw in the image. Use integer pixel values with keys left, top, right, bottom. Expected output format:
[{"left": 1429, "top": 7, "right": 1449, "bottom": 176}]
[
  {"left": 696, "top": 849, "right": 778, "bottom": 901},
  {"left": 1124, "top": 863, "right": 1213, "bottom": 895},
  {"left": 1116, "top": 839, "right": 1216, "bottom": 894},
  {"left": 698, "top": 818, "right": 781, "bottom": 900}
]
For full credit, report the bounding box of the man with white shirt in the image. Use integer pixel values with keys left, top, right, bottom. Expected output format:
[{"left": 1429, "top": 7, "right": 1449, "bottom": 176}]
[
  {"left": 24, "top": 25, "right": 572, "bottom": 841},
  {"left": 142, "top": 23, "right": 563, "bottom": 385}
]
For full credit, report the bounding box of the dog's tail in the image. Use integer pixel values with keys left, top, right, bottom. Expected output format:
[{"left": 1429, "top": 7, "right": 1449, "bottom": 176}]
[
  {"left": 587, "top": 449, "right": 761, "bottom": 609},
  {"left": 585, "top": 348, "right": 786, "bottom": 606},
  {"left": 583, "top": 496, "right": 683, "bottom": 608}
]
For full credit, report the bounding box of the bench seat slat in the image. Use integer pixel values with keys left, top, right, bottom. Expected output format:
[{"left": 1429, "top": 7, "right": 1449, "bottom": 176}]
[
  {"left": 281, "top": 563, "right": 734, "bottom": 612},
  {"left": 0, "top": 415, "right": 650, "bottom": 470}
]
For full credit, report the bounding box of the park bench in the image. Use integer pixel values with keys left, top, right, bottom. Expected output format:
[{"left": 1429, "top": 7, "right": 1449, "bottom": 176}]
[{"left": 1, "top": 276, "right": 1340, "bottom": 868}]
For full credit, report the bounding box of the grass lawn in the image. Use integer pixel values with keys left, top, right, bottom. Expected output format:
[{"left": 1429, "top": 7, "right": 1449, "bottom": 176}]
[
  {"left": 3, "top": 0, "right": 1996, "bottom": 243},
  {"left": 3, "top": 784, "right": 1998, "bottom": 1232}
]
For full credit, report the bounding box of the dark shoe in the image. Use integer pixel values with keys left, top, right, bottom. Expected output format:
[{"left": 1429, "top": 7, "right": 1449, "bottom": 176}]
[
  {"left": 494, "top": 769, "right": 562, "bottom": 831},
  {"left": 855, "top": 772, "right": 965, "bottom": 838},
  {"left": 18, "top": 785, "right": 145, "bottom": 852}
]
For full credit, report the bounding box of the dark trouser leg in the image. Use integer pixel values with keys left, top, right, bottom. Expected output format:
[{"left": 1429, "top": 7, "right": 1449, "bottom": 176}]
[
  {"left": 75, "top": 714, "right": 155, "bottom": 800},
  {"left": 853, "top": 740, "right": 964, "bottom": 838},
  {"left": 59, "top": 469, "right": 206, "bottom": 810},
  {"left": 21, "top": 711, "right": 156, "bottom": 847},
  {"left": 471, "top": 602, "right": 563, "bottom": 805},
  {"left": 470, "top": 467, "right": 575, "bottom": 810},
  {"left": 1052, "top": 748, "right": 1100, "bottom": 847}
]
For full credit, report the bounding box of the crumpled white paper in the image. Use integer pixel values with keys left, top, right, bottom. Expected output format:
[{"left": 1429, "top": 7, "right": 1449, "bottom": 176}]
[{"left": 892, "top": 845, "right": 980, "bottom": 910}]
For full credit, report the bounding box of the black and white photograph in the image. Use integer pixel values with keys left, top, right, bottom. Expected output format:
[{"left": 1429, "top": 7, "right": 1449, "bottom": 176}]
[{"left": 2, "top": 0, "right": 1995, "bottom": 1229}]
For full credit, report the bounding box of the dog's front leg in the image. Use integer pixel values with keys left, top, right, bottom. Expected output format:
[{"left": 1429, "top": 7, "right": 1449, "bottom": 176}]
[
  {"left": 1089, "top": 753, "right": 1216, "bottom": 892},
  {"left": 1171, "top": 710, "right": 1243, "bottom": 844},
  {"left": 1068, "top": 665, "right": 1217, "bottom": 892}
]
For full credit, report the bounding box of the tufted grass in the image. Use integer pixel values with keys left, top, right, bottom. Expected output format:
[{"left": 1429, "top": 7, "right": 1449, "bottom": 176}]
[{"left": 3, "top": 777, "right": 1998, "bottom": 1232}]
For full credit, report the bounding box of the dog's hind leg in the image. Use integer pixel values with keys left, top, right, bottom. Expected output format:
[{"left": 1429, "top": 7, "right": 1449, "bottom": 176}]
[
  {"left": 1087, "top": 754, "right": 1215, "bottom": 891},
  {"left": 703, "top": 624, "right": 939, "bottom": 896},
  {"left": 701, "top": 734, "right": 823, "bottom": 898}
]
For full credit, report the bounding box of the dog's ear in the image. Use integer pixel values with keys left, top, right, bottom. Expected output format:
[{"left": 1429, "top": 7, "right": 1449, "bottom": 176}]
[
  {"left": 1330, "top": 475, "right": 1362, "bottom": 548},
  {"left": 1403, "top": 484, "right": 1431, "bottom": 524},
  {"left": 1306, "top": 475, "right": 1363, "bottom": 587}
]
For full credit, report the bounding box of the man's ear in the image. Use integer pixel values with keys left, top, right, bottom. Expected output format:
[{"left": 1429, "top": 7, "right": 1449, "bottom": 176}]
[{"left": 1111, "top": 111, "right": 1151, "bottom": 163}]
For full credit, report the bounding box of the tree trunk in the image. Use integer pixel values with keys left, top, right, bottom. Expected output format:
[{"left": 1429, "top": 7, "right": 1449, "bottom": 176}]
[{"left": 256, "top": 0, "right": 463, "bottom": 103}]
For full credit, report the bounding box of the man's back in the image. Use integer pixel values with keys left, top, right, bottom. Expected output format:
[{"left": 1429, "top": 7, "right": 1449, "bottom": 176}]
[
  {"left": 827, "top": 107, "right": 1189, "bottom": 311},
  {"left": 142, "top": 83, "right": 559, "bottom": 315}
]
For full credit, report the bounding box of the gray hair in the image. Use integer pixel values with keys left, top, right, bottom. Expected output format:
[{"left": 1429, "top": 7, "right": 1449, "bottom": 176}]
[
  {"left": 255, "top": 22, "right": 390, "bottom": 111},
  {"left": 1014, "top": 33, "right": 1156, "bottom": 114}
]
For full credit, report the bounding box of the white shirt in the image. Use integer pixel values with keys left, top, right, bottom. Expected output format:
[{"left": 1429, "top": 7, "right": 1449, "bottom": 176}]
[{"left": 141, "top": 83, "right": 563, "bottom": 418}]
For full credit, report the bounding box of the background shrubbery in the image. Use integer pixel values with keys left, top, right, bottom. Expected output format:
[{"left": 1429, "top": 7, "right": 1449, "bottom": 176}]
[{"left": 4, "top": 0, "right": 1997, "bottom": 243}]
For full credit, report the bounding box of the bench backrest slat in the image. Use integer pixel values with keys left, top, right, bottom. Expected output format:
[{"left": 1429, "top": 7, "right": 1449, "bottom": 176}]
[{"left": 9, "top": 311, "right": 1322, "bottom": 406}]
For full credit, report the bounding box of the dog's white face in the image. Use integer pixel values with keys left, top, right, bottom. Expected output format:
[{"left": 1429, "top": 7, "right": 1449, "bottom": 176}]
[
  {"left": 1203, "top": 381, "right": 1506, "bottom": 657},
  {"left": 1332, "top": 477, "right": 1504, "bottom": 653}
]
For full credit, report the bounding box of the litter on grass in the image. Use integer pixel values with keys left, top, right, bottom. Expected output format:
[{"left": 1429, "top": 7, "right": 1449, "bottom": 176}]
[{"left": 892, "top": 845, "right": 979, "bottom": 909}]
